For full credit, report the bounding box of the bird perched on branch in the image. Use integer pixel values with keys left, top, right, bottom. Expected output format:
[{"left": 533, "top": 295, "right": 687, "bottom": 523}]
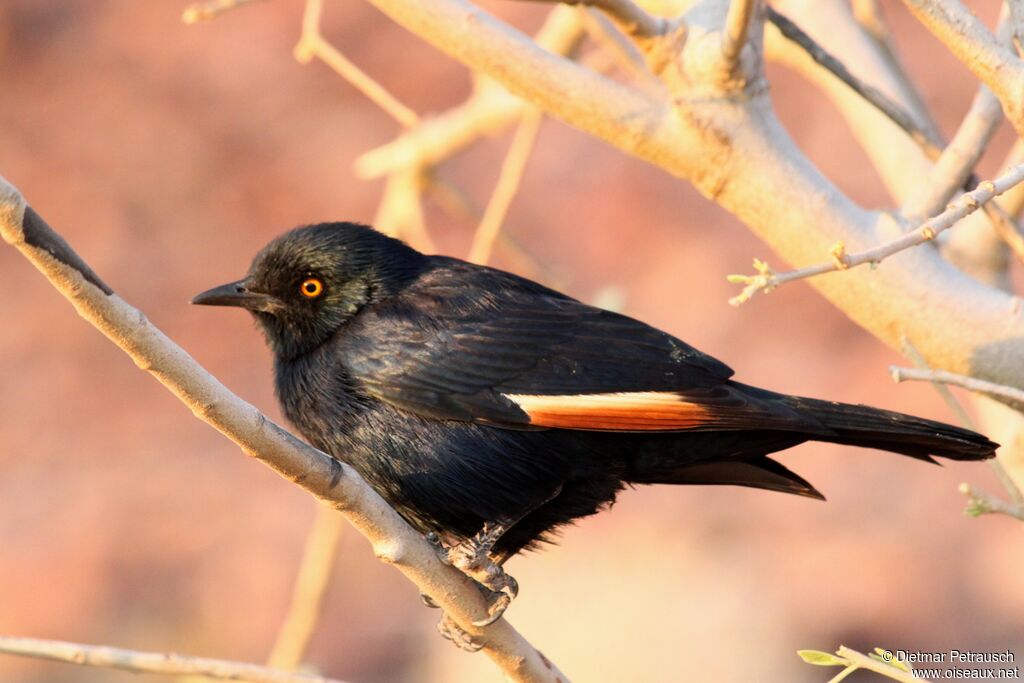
[{"left": 194, "top": 222, "right": 996, "bottom": 645}]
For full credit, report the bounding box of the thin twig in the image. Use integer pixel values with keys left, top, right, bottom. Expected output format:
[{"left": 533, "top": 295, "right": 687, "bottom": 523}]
[
  {"left": 890, "top": 366, "right": 1024, "bottom": 407},
  {"left": 767, "top": 7, "right": 942, "bottom": 158},
  {"left": 721, "top": 0, "right": 757, "bottom": 73},
  {"left": 182, "top": 0, "right": 263, "bottom": 23},
  {"left": 294, "top": 0, "right": 418, "bottom": 128},
  {"left": 898, "top": 338, "right": 1024, "bottom": 506},
  {"left": 901, "top": 86, "right": 1002, "bottom": 221},
  {"left": 850, "top": 0, "right": 940, "bottom": 140},
  {"left": 959, "top": 482, "right": 1024, "bottom": 521},
  {"left": 0, "top": 178, "right": 567, "bottom": 683},
  {"left": 728, "top": 163, "right": 1024, "bottom": 304},
  {"left": 0, "top": 636, "right": 348, "bottom": 683},
  {"left": 354, "top": 7, "right": 586, "bottom": 180},
  {"left": 267, "top": 508, "right": 344, "bottom": 671},
  {"left": 467, "top": 108, "right": 543, "bottom": 265}
]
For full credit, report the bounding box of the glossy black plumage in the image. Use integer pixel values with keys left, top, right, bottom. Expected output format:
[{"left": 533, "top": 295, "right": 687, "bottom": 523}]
[{"left": 193, "top": 222, "right": 997, "bottom": 561}]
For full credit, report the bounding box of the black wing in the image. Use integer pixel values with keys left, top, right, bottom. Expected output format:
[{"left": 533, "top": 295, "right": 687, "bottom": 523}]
[{"left": 340, "top": 258, "right": 807, "bottom": 432}]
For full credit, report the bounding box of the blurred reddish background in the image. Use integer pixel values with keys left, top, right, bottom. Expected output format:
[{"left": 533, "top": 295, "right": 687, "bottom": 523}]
[{"left": 1, "top": 1, "right": 1021, "bottom": 681}]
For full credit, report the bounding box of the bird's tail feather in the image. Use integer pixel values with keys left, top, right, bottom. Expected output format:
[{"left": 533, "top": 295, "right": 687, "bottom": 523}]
[{"left": 780, "top": 394, "right": 998, "bottom": 462}]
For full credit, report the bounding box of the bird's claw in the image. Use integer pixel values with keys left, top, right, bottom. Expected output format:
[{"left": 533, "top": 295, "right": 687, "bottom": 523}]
[
  {"left": 473, "top": 576, "right": 518, "bottom": 627},
  {"left": 423, "top": 524, "right": 519, "bottom": 631},
  {"left": 437, "top": 613, "right": 484, "bottom": 652}
]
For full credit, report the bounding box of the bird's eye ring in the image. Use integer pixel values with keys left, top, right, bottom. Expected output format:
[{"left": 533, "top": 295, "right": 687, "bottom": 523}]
[{"left": 300, "top": 277, "right": 324, "bottom": 298}]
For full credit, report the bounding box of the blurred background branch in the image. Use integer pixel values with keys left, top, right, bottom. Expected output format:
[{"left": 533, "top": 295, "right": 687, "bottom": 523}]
[{"left": 0, "top": 636, "right": 349, "bottom": 683}]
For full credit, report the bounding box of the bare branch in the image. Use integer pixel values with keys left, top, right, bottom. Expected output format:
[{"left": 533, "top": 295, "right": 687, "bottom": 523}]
[
  {"left": 728, "top": 163, "right": 1024, "bottom": 305},
  {"left": 900, "top": 0, "right": 1024, "bottom": 137},
  {"left": 373, "top": 168, "right": 436, "bottom": 252},
  {"left": 267, "top": 507, "right": 344, "bottom": 671},
  {"left": 899, "top": 338, "right": 1024, "bottom": 505},
  {"left": 1010, "top": 0, "right": 1024, "bottom": 53},
  {"left": 901, "top": 86, "right": 1002, "bottom": 220},
  {"left": 0, "top": 177, "right": 567, "bottom": 683},
  {"left": 959, "top": 482, "right": 1024, "bottom": 521},
  {"left": 182, "top": 0, "right": 263, "bottom": 23},
  {"left": 580, "top": 9, "right": 658, "bottom": 86},
  {"left": 721, "top": 0, "right": 757, "bottom": 73},
  {"left": 767, "top": 7, "right": 942, "bottom": 157},
  {"left": 0, "top": 636, "right": 348, "bottom": 683},
  {"left": 520, "top": 0, "right": 666, "bottom": 40},
  {"left": 294, "top": 0, "right": 418, "bottom": 128},
  {"left": 355, "top": 8, "right": 586, "bottom": 180},
  {"left": 890, "top": 365, "right": 1024, "bottom": 406},
  {"left": 467, "top": 108, "right": 543, "bottom": 265}
]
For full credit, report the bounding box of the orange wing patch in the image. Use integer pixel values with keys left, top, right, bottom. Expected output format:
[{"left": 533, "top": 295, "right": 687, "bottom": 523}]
[{"left": 503, "top": 391, "right": 712, "bottom": 431}]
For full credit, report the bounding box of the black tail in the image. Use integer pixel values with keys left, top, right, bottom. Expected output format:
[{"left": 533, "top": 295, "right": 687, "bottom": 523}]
[{"left": 780, "top": 394, "right": 998, "bottom": 462}]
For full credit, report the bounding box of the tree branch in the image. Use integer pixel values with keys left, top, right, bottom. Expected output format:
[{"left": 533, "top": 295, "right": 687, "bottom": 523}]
[
  {"left": 728, "top": 162, "right": 1024, "bottom": 304},
  {"left": 267, "top": 507, "right": 344, "bottom": 671},
  {"left": 0, "top": 177, "right": 567, "bottom": 683},
  {"left": 520, "top": 0, "right": 666, "bottom": 40},
  {"left": 900, "top": 86, "right": 1002, "bottom": 221},
  {"left": 721, "top": 0, "right": 757, "bottom": 74},
  {"left": 467, "top": 107, "right": 543, "bottom": 265},
  {"left": 0, "top": 636, "right": 349, "bottom": 683},
  {"left": 889, "top": 365, "right": 1024, "bottom": 406},
  {"left": 959, "top": 482, "right": 1024, "bottom": 521},
  {"left": 294, "top": 0, "right": 418, "bottom": 128},
  {"left": 900, "top": 0, "right": 1024, "bottom": 137},
  {"left": 766, "top": 7, "right": 942, "bottom": 158},
  {"left": 354, "top": 7, "right": 585, "bottom": 180}
]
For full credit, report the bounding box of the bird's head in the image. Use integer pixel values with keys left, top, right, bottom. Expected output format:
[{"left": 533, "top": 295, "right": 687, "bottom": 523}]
[{"left": 192, "top": 222, "right": 424, "bottom": 359}]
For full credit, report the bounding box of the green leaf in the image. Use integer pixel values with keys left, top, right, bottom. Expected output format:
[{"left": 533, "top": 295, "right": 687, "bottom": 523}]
[{"left": 798, "top": 650, "right": 848, "bottom": 667}]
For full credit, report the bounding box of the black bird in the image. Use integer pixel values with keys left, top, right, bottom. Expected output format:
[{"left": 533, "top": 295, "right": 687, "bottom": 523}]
[{"left": 193, "top": 222, "right": 996, "bottom": 638}]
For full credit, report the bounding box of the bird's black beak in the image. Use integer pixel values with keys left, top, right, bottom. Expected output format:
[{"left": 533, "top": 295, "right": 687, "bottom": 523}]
[{"left": 191, "top": 279, "right": 282, "bottom": 313}]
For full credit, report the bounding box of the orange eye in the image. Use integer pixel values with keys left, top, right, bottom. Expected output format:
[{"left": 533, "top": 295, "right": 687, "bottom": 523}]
[{"left": 300, "top": 277, "right": 324, "bottom": 298}]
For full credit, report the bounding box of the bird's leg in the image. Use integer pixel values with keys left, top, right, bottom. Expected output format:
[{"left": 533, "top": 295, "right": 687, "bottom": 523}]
[
  {"left": 446, "top": 519, "right": 519, "bottom": 627},
  {"left": 425, "top": 484, "right": 564, "bottom": 639},
  {"left": 421, "top": 527, "right": 506, "bottom": 650}
]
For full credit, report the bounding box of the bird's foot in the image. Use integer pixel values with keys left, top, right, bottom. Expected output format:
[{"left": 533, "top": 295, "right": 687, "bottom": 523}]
[
  {"left": 448, "top": 522, "right": 518, "bottom": 627},
  {"left": 437, "top": 613, "right": 484, "bottom": 652},
  {"left": 424, "top": 523, "right": 518, "bottom": 627}
]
